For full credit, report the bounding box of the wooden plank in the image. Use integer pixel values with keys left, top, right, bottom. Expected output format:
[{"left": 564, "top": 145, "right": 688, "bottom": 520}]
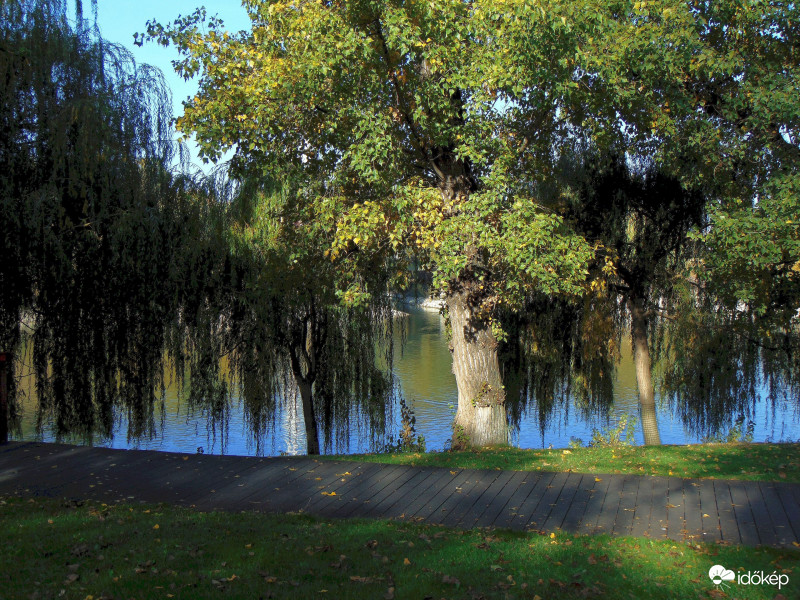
[
  {"left": 172, "top": 458, "right": 283, "bottom": 507},
  {"left": 540, "top": 472, "right": 583, "bottom": 532},
  {"left": 775, "top": 484, "right": 800, "bottom": 542},
  {"left": 351, "top": 467, "right": 439, "bottom": 520},
  {"left": 759, "top": 483, "right": 797, "bottom": 547},
  {"left": 307, "top": 462, "right": 385, "bottom": 515},
  {"left": 2, "top": 447, "right": 149, "bottom": 495},
  {"left": 490, "top": 472, "right": 549, "bottom": 530},
  {"left": 682, "top": 480, "right": 704, "bottom": 543},
  {"left": 728, "top": 480, "right": 760, "bottom": 547},
  {"left": 220, "top": 459, "right": 330, "bottom": 509},
  {"left": 518, "top": 471, "right": 567, "bottom": 531},
  {"left": 454, "top": 469, "right": 518, "bottom": 529},
  {"left": 303, "top": 462, "right": 386, "bottom": 515},
  {"left": 341, "top": 465, "right": 422, "bottom": 519},
  {"left": 665, "top": 477, "right": 685, "bottom": 542},
  {"left": 472, "top": 470, "right": 532, "bottom": 528},
  {"left": 646, "top": 476, "right": 669, "bottom": 541},
  {"left": 439, "top": 470, "right": 503, "bottom": 528},
  {"left": 19, "top": 449, "right": 136, "bottom": 499},
  {"left": 65, "top": 456, "right": 197, "bottom": 503},
  {"left": 219, "top": 459, "right": 331, "bottom": 512},
  {"left": 594, "top": 474, "right": 624, "bottom": 536},
  {"left": 581, "top": 474, "right": 613, "bottom": 535},
  {"left": 559, "top": 474, "right": 595, "bottom": 533},
  {"left": 612, "top": 475, "right": 640, "bottom": 537},
  {"left": 136, "top": 457, "right": 272, "bottom": 508},
  {"left": 0, "top": 443, "right": 81, "bottom": 478},
  {"left": 406, "top": 469, "right": 476, "bottom": 522},
  {"left": 743, "top": 482, "right": 778, "bottom": 547},
  {"left": 713, "top": 480, "right": 742, "bottom": 545},
  {"left": 426, "top": 471, "right": 486, "bottom": 525},
  {"left": 334, "top": 464, "right": 421, "bottom": 519},
  {"left": 265, "top": 460, "right": 359, "bottom": 513},
  {"left": 340, "top": 467, "right": 435, "bottom": 518},
  {"left": 696, "top": 478, "right": 722, "bottom": 544},
  {"left": 308, "top": 467, "right": 415, "bottom": 517},
  {"left": 394, "top": 468, "right": 465, "bottom": 522},
  {"left": 629, "top": 475, "right": 652, "bottom": 539}
]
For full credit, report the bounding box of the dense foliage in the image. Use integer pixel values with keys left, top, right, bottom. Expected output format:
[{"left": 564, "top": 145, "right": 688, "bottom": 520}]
[
  {"left": 0, "top": 0, "right": 188, "bottom": 438},
  {"left": 144, "top": 0, "right": 800, "bottom": 447}
]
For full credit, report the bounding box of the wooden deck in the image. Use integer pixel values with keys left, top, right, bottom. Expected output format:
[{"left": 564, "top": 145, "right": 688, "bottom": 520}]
[{"left": 1, "top": 442, "right": 798, "bottom": 548}]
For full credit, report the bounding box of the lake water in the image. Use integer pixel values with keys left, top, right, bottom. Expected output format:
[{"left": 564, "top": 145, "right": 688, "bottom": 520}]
[{"left": 14, "top": 305, "right": 800, "bottom": 455}]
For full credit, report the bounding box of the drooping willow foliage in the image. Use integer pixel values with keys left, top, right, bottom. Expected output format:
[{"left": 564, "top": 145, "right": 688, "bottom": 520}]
[
  {"left": 500, "top": 293, "right": 621, "bottom": 437},
  {"left": 502, "top": 145, "right": 800, "bottom": 441},
  {"left": 0, "top": 0, "right": 187, "bottom": 439},
  {"left": 0, "top": 0, "right": 399, "bottom": 453},
  {"left": 218, "top": 174, "right": 398, "bottom": 454},
  {"left": 655, "top": 280, "right": 800, "bottom": 438}
]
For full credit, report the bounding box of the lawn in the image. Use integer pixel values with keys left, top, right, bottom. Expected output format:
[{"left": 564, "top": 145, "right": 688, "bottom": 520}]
[
  {"left": 326, "top": 443, "right": 800, "bottom": 483},
  {"left": 1, "top": 497, "right": 797, "bottom": 599}
]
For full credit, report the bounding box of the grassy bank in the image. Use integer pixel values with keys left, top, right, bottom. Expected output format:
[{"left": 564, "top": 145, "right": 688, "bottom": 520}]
[
  {"left": 327, "top": 443, "right": 800, "bottom": 483},
  {"left": 1, "top": 497, "right": 797, "bottom": 600}
]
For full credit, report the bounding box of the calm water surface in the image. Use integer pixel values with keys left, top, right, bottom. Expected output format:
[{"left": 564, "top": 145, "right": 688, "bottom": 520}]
[{"left": 16, "top": 305, "right": 800, "bottom": 455}]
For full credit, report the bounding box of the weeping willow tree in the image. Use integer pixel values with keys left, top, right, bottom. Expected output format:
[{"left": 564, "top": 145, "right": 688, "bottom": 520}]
[
  {"left": 0, "top": 0, "right": 197, "bottom": 440},
  {"left": 210, "top": 175, "right": 399, "bottom": 455},
  {"left": 557, "top": 152, "right": 706, "bottom": 445}
]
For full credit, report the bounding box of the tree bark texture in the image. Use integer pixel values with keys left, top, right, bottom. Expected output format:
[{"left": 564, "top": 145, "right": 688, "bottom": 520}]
[
  {"left": 298, "top": 379, "right": 320, "bottom": 455},
  {"left": 446, "top": 290, "right": 508, "bottom": 447},
  {"left": 288, "top": 315, "right": 323, "bottom": 455},
  {"left": 629, "top": 297, "right": 661, "bottom": 446}
]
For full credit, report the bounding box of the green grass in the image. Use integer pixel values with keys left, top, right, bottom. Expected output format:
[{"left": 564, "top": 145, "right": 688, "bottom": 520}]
[
  {"left": 1, "top": 497, "right": 798, "bottom": 600},
  {"left": 325, "top": 443, "right": 800, "bottom": 483}
]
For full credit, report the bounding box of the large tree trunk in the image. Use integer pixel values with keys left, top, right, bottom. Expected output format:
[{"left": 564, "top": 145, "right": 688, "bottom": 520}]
[
  {"left": 298, "top": 379, "right": 320, "bottom": 455},
  {"left": 447, "top": 290, "right": 508, "bottom": 448},
  {"left": 288, "top": 315, "right": 322, "bottom": 456},
  {"left": 629, "top": 297, "right": 661, "bottom": 446}
]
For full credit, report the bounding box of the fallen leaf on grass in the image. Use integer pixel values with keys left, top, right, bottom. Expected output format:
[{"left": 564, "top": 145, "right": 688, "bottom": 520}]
[
  {"left": 442, "top": 575, "right": 460, "bottom": 586},
  {"left": 349, "top": 575, "right": 375, "bottom": 583}
]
